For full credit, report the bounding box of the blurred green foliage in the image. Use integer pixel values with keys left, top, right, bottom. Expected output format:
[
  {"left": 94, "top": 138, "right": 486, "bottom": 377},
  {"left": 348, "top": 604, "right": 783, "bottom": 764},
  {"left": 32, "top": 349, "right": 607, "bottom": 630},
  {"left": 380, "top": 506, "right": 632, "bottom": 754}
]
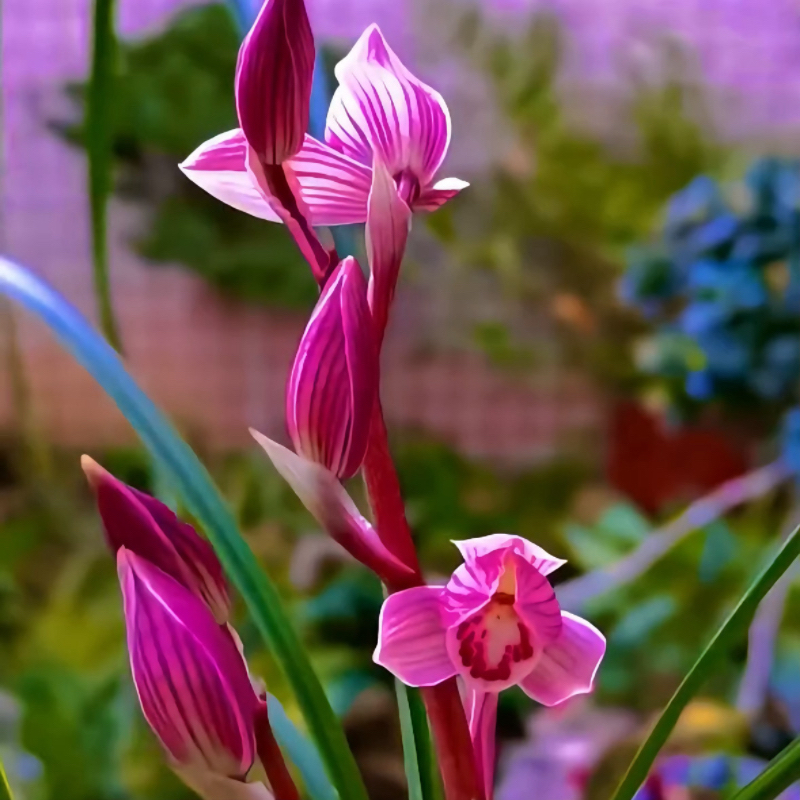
[
  {"left": 0, "top": 428, "right": 794, "bottom": 799},
  {"left": 432, "top": 11, "right": 725, "bottom": 388},
  {"left": 57, "top": 4, "right": 316, "bottom": 308}
]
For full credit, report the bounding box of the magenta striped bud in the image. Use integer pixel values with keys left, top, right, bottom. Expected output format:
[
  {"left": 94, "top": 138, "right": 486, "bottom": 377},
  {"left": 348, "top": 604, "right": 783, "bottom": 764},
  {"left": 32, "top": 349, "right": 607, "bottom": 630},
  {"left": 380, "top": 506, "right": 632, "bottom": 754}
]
[
  {"left": 118, "top": 549, "right": 259, "bottom": 779},
  {"left": 286, "top": 256, "right": 377, "bottom": 480},
  {"left": 82, "top": 456, "right": 230, "bottom": 624},
  {"left": 235, "top": 0, "right": 314, "bottom": 165}
]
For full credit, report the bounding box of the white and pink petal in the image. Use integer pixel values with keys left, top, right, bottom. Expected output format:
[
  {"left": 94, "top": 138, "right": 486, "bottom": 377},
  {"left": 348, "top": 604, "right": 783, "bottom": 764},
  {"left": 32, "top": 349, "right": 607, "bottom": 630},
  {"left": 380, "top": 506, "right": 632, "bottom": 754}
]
[
  {"left": 179, "top": 129, "right": 280, "bottom": 222},
  {"left": 325, "top": 24, "right": 451, "bottom": 186},
  {"left": 374, "top": 586, "right": 457, "bottom": 686},
  {"left": 520, "top": 612, "right": 606, "bottom": 707},
  {"left": 453, "top": 533, "right": 566, "bottom": 577},
  {"left": 180, "top": 132, "right": 371, "bottom": 226},
  {"left": 414, "top": 177, "right": 470, "bottom": 212}
]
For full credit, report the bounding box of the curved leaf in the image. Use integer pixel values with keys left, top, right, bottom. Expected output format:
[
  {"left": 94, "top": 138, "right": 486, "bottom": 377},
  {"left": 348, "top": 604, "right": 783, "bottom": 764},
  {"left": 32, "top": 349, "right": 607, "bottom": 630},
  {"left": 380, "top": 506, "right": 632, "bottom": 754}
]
[
  {"left": 0, "top": 257, "right": 364, "bottom": 800},
  {"left": 610, "top": 524, "right": 800, "bottom": 800},
  {"left": 730, "top": 736, "right": 800, "bottom": 800},
  {"left": 0, "top": 759, "right": 12, "bottom": 800},
  {"left": 266, "top": 694, "right": 338, "bottom": 800}
]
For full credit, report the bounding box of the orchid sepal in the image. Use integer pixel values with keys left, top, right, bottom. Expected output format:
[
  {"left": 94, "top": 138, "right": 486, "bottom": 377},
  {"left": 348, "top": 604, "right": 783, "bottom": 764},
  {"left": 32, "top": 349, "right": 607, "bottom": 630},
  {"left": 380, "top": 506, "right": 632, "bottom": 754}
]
[
  {"left": 118, "top": 549, "right": 258, "bottom": 778},
  {"left": 250, "top": 430, "right": 414, "bottom": 586},
  {"left": 82, "top": 455, "right": 230, "bottom": 623},
  {"left": 286, "top": 256, "right": 377, "bottom": 477},
  {"left": 235, "top": 0, "right": 314, "bottom": 165}
]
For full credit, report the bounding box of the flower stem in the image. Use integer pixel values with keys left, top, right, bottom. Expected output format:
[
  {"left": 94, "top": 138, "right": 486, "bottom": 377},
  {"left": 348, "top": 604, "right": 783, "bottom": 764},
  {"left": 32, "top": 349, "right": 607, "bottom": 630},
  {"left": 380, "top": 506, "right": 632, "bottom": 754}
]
[
  {"left": 87, "top": 0, "right": 123, "bottom": 352},
  {"left": 362, "top": 405, "right": 422, "bottom": 581},
  {"left": 255, "top": 702, "right": 302, "bottom": 800},
  {"left": 362, "top": 404, "right": 481, "bottom": 800}
]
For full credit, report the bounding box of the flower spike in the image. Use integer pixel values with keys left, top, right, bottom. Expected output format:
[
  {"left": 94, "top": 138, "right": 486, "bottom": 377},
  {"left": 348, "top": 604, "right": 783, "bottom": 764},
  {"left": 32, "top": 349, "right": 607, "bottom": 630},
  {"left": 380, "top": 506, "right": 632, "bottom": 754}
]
[
  {"left": 235, "top": 0, "right": 314, "bottom": 166},
  {"left": 286, "top": 256, "right": 377, "bottom": 479},
  {"left": 118, "top": 549, "right": 258, "bottom": 781},
  {"left": 82, "top": 456, "right": 230, "bottom": 623}
]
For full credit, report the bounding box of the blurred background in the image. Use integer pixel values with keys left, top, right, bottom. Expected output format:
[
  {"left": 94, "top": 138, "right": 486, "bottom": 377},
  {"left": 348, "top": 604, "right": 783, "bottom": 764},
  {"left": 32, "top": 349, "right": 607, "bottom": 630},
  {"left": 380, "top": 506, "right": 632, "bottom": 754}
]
[{"left": 5, "top": 0, "right": 800, "bottom": 798}]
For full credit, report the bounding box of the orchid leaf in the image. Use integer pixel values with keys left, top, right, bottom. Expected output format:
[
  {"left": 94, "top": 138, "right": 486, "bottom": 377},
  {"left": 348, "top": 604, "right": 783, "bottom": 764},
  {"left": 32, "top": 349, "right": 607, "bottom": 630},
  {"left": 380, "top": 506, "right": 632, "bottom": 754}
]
[
  {"left": 395, "top": 681, "right": 426, "bottom": 800},
  {"left": 729, "top": 735, "right": 800, "bottom": 800},
  {"left": 610, "top": 524, "right": 800, "bottom": 800},
  {"left": 266, "top": 694, "right": 338, "bottom": 800},
  {"left": 0, "top": 759, "right": 12, "bottom": 800},
  {"left": 0, "top": 257, "right": 366, "bottom": 800}
]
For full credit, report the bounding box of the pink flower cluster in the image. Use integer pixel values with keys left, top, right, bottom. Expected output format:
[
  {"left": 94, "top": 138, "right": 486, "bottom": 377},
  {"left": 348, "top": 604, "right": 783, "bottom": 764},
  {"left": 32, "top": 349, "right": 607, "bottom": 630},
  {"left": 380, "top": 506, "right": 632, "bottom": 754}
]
[{"left": 82, "top": 1, "right": 606, "bottom": 798}]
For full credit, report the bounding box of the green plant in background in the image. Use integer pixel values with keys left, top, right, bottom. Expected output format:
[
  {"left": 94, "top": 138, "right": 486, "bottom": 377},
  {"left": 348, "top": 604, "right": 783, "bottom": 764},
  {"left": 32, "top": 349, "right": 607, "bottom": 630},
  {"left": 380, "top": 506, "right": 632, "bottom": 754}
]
[
  {"left": 58, "top": 4, "right": 316, "bottom": 309},
  {"left": 432, "top": 11, "right": 725, "bottom": 388}
]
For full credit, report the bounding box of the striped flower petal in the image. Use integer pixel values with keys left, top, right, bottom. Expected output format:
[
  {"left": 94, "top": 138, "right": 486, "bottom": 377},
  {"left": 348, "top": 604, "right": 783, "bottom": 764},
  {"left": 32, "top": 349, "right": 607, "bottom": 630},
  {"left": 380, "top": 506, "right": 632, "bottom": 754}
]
[
  {"left": 83, "top": 456, "right": 230, "bottom": 623},
  {"left": 286, "top": 256, "right": 377, "bottom": 479},
  {"left": 325, "top": 24, "right": 451, "bottom": 188},
  {"left": 118, "top": 550, "right": 258, "bottom": 776},
  {"left": 180, "top": 131, "right": 371, "bottom": 226},
  {"left": 235, "top": 0, "right": 314, "bottom": 165}
]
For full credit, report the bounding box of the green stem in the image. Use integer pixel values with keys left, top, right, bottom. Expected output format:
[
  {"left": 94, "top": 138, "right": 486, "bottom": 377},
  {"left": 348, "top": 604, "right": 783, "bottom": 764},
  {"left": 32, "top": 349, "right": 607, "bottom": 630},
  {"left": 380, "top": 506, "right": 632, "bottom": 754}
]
[
  {"left": 610, "top": 524, "right": 800, "bottom": 800},
  {"left": 87, "top": 0, "right": 123, "bottom": 351}
]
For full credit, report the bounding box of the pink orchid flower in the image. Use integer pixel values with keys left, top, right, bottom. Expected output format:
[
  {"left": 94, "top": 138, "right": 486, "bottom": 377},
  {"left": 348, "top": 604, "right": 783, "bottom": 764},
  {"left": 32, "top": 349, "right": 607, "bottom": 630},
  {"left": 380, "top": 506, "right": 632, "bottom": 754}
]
[
  {"left": 374, "top": 533, "right": 605, "bottom": 799},
  {"left": 118, "top": 549, "right": 269, "bottom": 800},
  {"left": 179, "top": 24, "right": 466, "bottom": 246},
  {"left": 82, "top": 456, "right": 230, "bottom": 624}
]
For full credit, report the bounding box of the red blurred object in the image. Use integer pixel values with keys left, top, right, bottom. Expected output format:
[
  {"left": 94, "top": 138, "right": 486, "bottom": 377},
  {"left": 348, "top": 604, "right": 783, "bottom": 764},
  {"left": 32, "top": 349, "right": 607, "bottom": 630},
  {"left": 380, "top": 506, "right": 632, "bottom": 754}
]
[{"left": 607, "top": 402, "right": 748, "bottom": 515}]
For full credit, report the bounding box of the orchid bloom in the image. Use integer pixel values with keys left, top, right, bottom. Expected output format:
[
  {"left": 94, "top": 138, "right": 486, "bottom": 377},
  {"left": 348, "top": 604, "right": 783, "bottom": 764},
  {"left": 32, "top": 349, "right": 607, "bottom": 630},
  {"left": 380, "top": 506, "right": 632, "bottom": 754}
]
[
  {"left": 82, "top": 456, "right": 230, "bottom": 624},
  {"left": 118, "top": 549, "right": 271, "bottom": 800},
  {"left": 179, "top": 17, "right": 466, "bottom": 282},
  {"left": 286, "top": 256, "right": 377, "bottom": 480},
  {"left": 374, "top": 534, "right": 606, "bottom": 799}
]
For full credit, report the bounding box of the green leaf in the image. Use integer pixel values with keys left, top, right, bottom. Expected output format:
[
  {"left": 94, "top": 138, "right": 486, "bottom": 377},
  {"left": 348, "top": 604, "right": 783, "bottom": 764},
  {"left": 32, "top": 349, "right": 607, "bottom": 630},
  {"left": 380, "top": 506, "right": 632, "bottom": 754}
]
[
  {"left": 729, "top": 736, "right": 800, "bottom": 800},
  {"left": 0, "top": 759, "right": 12, "bottom": 800},
  {"left": 266, "top": 695, "right": 338, "bottom": 800},
  {"left": 0, "top": 258, "right": 365, "bottom": 800},
  {"left": 86, "top": 0, "right": 122, "bottom": 350},
  {"left": 395, "top": 682, "right": 442, "bottom": 800},
  {"left": 610, "top": 524, "right": 800, "bottom": 800}
]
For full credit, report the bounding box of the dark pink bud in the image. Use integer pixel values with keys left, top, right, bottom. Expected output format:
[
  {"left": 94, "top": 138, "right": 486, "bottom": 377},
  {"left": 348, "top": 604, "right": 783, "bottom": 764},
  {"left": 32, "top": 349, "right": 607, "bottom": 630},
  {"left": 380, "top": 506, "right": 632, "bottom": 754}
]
[
  {"left": 235, "top": 0, "right": 315, "bottom": 165},
  {"left": 286, "top": 257, "right": 377, "bottom": 480},
  {"left": 82, "top": 456, "right": 230, "bottom": 624},
  {"left": 118, "top": 550, "right": 258, "bottom": 778}
]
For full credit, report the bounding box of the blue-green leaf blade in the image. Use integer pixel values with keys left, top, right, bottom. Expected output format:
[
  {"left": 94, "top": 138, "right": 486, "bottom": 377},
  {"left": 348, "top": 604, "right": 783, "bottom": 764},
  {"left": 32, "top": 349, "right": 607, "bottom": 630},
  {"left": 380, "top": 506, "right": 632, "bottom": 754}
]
[
  {"left": 0, "top": 257, "right": 366, "bottom": 800},
  {"left": 610, "top": 525, "right": 800, "bottom": 800},
  {"left": 266, "top": 694, "right": 338, "bottom": 800}
]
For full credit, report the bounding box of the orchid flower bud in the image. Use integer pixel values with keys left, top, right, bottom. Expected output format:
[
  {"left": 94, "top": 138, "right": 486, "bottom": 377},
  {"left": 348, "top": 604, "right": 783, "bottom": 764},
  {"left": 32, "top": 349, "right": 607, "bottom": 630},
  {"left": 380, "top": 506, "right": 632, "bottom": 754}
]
[
  {"left": 235, "top": 0, "right": 314, "bottom": 165},
  {"left": 118, "top": 549, "right": 259, "bottom": 781},
  {"left": 82, "top": 456, "right": 230, "bottom": 624},
  {"left": 286, "top": 256, "right": 377, "bottom": 480}
]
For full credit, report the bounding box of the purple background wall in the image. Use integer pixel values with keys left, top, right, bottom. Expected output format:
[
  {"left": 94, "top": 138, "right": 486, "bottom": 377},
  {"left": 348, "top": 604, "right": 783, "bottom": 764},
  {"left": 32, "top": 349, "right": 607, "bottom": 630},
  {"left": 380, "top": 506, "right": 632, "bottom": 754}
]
[{"left": 2, "top": 0, "right": 800, "bottom": 460}]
